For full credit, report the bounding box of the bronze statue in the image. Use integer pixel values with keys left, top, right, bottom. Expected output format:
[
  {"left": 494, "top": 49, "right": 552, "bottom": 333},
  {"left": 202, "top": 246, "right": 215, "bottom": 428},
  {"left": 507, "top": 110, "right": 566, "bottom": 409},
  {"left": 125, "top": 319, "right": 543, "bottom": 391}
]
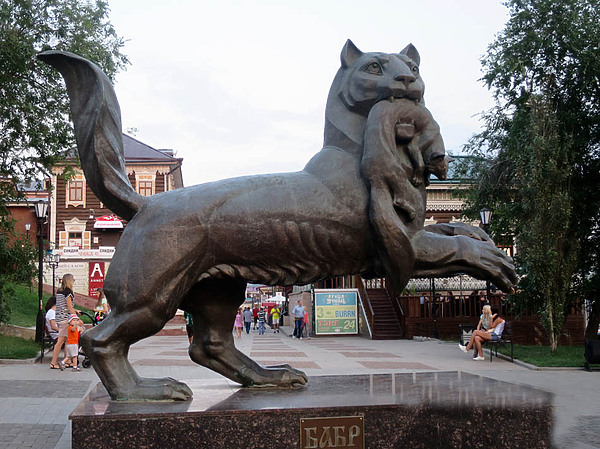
[{"left": 38, "top": 40, "right": 516, "bottom": 401}]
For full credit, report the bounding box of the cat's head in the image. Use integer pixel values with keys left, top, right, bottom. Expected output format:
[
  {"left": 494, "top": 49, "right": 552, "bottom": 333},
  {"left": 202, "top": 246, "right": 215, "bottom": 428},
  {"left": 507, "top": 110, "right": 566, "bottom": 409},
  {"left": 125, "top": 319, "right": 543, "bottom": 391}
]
[{"left": 337, "top": 40, "right": 425, "bottom": 115}]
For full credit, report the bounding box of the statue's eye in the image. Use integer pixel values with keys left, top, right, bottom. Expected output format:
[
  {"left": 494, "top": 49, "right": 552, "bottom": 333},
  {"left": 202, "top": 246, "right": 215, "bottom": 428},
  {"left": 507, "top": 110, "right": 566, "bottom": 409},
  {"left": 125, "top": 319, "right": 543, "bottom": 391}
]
[
  {"left": 365, "top": 62, "right": 383, "bottom": 75},
  {"left": 411, "top": 65, "right": 419, "bottom": 76}
]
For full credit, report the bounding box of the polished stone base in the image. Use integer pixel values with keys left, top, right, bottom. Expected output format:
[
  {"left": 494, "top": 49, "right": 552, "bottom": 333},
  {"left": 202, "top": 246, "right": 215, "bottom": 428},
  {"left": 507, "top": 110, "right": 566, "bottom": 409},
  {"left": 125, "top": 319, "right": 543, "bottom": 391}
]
[{"left": 71, "top": 372, "right": 552, "bottom": 449}]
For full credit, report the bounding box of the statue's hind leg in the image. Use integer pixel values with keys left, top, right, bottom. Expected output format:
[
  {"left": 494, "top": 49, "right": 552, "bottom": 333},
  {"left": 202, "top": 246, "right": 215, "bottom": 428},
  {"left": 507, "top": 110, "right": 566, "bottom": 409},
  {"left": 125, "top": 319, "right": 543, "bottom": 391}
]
[
  {"left": 184, "top": 278, "right": 307, "bottom": 387},
  {"left": 80, "top": 299, "right": 192, "bottom": 401}
]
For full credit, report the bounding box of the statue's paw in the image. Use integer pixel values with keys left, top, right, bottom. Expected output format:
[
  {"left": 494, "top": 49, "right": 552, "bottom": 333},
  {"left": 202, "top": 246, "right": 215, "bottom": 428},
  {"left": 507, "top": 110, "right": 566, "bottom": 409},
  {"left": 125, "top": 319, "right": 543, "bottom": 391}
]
[
  {"left": 251, "top": 364, "right": 308, "bottom": 387},
  {"left": 477, "top": 243, "right": 518, "bottom": 293},
  {"left": 116, "top": 377, "right": 193, "bottom": 401},
  {"left": 271, "top": 363, "right": 309, "bottom": 385}
]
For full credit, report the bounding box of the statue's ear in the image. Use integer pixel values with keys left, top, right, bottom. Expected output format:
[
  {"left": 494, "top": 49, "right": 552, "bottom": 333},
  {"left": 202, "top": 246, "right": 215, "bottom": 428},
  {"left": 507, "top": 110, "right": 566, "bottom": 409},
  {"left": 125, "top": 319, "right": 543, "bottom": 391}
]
[
  {"left": 400, "top": 44, "right": 420, "bottom": 66},
  {"left": 341, "top": 39, "right": 363, "bottom": 68}
]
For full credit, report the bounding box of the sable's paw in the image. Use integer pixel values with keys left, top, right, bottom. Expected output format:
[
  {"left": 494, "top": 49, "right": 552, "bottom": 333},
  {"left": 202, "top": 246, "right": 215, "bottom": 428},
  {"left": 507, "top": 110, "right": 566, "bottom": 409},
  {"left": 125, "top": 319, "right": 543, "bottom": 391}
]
[
  {"left": 410, "top": 174, "right": 423, "bottom": 187},
  {"left": 455, "top": 226, "right": 487, "bottom": 242},
  {"left": 395, "top": 122, "right": 416, "bottom": 141},
  {"left": 467, "top": 226, "right": 493, "bottom": 244},
  {"left": 431, "top": 222, "right": 488, "bottom": 242},
  {"left": 393, "top": 198, "right": 417, "bottom": 221}
]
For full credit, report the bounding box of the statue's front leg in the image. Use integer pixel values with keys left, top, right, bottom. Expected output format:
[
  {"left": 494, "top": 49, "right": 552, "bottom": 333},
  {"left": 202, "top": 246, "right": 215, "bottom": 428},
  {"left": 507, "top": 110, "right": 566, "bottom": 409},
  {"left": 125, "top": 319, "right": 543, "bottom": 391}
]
[
  {"left": 423, "top": 222, "right": 492, "bottom": 244},
  {"left": 411, "top": 228, "right": 517, "bottom": 293}
]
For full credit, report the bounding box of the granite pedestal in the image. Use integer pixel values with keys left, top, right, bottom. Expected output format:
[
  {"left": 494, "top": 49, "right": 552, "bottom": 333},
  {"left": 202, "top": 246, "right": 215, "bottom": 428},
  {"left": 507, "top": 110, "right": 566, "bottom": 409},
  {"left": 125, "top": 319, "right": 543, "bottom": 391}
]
[{"left": 71, "top": 372, "right": 552, "bottom": 449}]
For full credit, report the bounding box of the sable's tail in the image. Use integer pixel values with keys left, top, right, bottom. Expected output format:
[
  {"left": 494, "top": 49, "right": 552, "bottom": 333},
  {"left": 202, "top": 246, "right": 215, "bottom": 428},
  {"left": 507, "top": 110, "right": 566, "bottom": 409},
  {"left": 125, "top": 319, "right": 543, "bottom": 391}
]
[{"left": 38, "top": 51, "right": 145, "bottom": 221}]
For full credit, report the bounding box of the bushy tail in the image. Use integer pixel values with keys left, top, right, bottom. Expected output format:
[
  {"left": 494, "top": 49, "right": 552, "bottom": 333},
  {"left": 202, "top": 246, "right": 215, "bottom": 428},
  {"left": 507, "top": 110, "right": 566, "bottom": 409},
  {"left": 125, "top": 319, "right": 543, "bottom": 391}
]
[{"left": 38, "top": 51, "right": 145, "bottom": 221}]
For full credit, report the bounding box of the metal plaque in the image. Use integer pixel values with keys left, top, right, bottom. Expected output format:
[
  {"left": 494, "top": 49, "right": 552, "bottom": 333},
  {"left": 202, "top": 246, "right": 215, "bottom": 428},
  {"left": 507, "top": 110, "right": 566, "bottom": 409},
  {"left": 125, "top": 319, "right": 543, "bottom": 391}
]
[{"left": 300, "top": 416, "right": 364, "bottom": 449}]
